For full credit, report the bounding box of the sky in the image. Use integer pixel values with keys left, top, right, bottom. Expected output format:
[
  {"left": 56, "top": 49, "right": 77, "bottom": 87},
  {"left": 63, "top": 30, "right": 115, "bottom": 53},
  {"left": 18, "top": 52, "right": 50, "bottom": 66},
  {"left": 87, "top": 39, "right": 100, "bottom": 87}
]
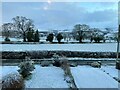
[{"left": 2, "top": 1, "right": 118, "bottom": 31}]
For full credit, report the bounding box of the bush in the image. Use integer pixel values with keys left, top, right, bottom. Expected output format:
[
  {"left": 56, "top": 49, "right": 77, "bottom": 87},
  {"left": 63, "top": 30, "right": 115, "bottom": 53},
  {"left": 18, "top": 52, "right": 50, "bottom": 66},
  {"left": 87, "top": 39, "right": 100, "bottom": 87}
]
[
  {"left": 41, "top": 61, "right": 50, "bottom": 67},
  {"left": 26, "top": 28, "right": 34, "bottom": 42},
  {"left": 52, "top": 53, "right": 62, "bottom": 67},
  {"left": 91, "top": 61, "right": 101, "bottom": 68},
  {"left": 46, "top": 33, "right": 54, "bottom": 43},
  {"left": 18, "top": 57, "right": 35, "bottom": 78},
  {"left": 34, "top": 30, "right": 40, "bottom": 42},
  {"left": 93, "top": 36, "right": 104, "bottom": 43},
  {"left": 116, "top": 61, "right": 120, "bottom": 70},
  {"left": 2, "top": 73, "right": 24, "bottom": 90},
  {"left": 4, "top": 37, "right": 10, "bottom": 42},
  {"left": 56, "top": 33, "right": 63, "bottom": 43},
  {"left": 60, "top": 57, "right": 72, "bottom": 77}
]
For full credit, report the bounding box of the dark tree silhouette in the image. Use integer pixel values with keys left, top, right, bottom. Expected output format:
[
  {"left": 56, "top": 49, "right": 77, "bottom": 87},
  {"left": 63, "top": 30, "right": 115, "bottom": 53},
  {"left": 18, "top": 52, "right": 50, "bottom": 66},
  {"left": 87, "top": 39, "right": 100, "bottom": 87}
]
[
  {"left": 34, "top": 30, "right": 40, "bottom": 42},
  {"left": 56, "top": 33, "right": 63, "bottom": 43},
  {"left": 46, "top": 33, "right": 54, "bottom": 43}
]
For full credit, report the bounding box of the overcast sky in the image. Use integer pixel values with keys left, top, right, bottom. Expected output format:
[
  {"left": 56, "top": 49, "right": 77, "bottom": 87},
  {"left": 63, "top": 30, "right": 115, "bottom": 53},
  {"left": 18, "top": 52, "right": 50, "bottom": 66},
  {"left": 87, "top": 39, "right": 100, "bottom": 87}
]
[{"left": 2, "top": 2, "right": 118, "bottom": 30}]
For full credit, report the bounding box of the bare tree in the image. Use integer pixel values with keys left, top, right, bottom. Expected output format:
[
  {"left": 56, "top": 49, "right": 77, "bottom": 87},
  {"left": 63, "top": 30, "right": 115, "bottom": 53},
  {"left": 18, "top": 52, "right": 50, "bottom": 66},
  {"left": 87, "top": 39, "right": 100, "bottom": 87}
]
[
  {"left": 12, "top": 16, "right": 34, "bottom": 42},
  {"left": 91, "top": 28, "right": 104, "bottom": 43},
  {"left": 73, "top": 24, "right": 90, "bottom": 43},
  {"left": 2, "top": 23, "right": 13, "bottom": 38}
]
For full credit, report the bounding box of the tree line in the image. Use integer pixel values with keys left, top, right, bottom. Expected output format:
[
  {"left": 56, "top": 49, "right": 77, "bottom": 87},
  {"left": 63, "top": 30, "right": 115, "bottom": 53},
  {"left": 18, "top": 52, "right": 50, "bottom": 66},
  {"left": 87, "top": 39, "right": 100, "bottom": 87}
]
[{"left": 1, "top": 16, "right": 118, "bottom": 43}]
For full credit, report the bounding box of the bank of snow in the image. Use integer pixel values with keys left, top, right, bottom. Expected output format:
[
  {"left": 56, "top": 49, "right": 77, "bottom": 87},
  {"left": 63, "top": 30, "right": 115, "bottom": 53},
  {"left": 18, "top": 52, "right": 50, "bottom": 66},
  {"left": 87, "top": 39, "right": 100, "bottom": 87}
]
[
  {"left": 1, "top": 43, "right": 117, "bottom": 52},
  {"left": 71, "top": 66, "right": 118, "bottom": 88}
]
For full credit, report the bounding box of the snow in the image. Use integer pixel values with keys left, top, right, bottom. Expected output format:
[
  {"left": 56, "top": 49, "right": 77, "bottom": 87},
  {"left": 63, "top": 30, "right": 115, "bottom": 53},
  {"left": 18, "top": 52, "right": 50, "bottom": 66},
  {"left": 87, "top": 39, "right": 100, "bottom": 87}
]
[
  {"left": 0, "top": 36, "right": 22, "bottom": 42},
  {"left": 1, "top": 65, "right": 68, "bottom": 88},
  {"left": 0, "top": 66, "right": 19, "bottom": 77},
  {"left": 101, "top": 66, "right": 119, "bottom": 79},
  {"left": 0, "top": 66, "right": 19, "bottom": 80},
  {"left": 71, "top": 66, "right": 118, "bottom": 88},
  {"left": 1, "top": 43, "right": 117, "bottom": 52},
  {"left": 25, "top": 65, "right": 68, "bottom": 88},
  {"left": 67, "top": 58, "right": 116, "bottom": 61},
  {"left": 1, "top": 65, "right": 119, "bottom": 88}
]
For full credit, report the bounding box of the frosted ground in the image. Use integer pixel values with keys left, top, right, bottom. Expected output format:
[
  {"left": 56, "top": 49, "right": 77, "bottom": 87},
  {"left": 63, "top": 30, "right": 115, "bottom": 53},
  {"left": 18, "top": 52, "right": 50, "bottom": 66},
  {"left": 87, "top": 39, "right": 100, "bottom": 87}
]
[
  {"left": 1, "top": 65, "right": 119, "bottom": 88},
  {"left": 0, "top": 36, "right": 118, "bottom": 52},
  {"left": 71, "top": 66, "right": 118, "bottom": 88},
  {"left": 1, "top": 43, "right": 117, "bottom": 52}
]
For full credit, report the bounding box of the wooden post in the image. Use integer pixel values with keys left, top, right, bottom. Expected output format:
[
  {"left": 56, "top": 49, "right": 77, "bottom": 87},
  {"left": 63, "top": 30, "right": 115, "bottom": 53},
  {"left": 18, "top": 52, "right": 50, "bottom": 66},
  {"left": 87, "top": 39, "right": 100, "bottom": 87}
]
[{"left": 116, "top": 25, "right": 120, "bottom": 70}]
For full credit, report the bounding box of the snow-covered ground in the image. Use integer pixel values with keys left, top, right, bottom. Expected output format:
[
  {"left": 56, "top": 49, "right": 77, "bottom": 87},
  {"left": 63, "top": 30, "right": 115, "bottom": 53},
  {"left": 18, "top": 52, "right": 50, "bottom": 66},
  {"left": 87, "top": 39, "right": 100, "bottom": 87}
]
[
  {"left": 25, "top": 65, "right": 68, "bottom": 88},
  {"left": 71, "top": 66, "right": 118, "bottom": 88},
  {"left": 0, "top": 66, "right": 19, "bottom": 80},
  {"left": 0, "top": 36, "right": 22, "bottom": 42},
  {"left": 101, "top": 66, "right": 119, "bottom": 79},
  {"left": 1, "top": 43, "right": 117, "bottom": 52},
  {"left": 0, "top": 65, "right": 68, "bottom": 88},
  {"left": 1, "top": 65, "right": 119, "bottom": 88},
  {"left": 67, "top": 58, "right": 116, "bottom": 61}
]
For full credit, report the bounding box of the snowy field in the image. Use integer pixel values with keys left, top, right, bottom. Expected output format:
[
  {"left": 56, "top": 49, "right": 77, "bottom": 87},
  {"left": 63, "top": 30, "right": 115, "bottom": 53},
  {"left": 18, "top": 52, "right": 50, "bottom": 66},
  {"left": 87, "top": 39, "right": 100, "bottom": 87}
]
[
  {"left": 1, "top": 65, "right": 119, "bottom": 88},
  {"left": 1, "top": 43, "right": 117, "bottom": 52}
]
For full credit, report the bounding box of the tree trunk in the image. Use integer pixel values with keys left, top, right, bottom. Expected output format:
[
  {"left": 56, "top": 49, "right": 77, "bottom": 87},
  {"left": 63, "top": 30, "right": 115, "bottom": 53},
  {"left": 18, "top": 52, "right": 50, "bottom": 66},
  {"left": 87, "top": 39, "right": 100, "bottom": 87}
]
[
  {"left": 23, "top": 32, "right": 26, "bottom": 42},
  {"left": 79, "top": 37, "right": 82, "bottom": 43}
]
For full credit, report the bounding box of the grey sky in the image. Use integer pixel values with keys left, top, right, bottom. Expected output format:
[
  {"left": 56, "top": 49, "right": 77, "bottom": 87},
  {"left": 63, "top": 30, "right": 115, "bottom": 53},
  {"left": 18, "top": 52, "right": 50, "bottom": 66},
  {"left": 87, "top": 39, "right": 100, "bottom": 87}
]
[{"left": 2, "top": 2, "right": 118, "bottom": 30}]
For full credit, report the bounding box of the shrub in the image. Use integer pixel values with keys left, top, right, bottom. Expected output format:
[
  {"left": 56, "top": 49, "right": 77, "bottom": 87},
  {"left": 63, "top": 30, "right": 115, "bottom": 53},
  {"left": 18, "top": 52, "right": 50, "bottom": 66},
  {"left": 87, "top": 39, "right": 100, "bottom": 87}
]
[
  {"left": 46, "top": 33, "right": 54, "bottom": 43},
  {"left": 2, "top": 73, "right": 24, "bottom": 90},
  {"left": 4, "top": 37, "right": 10, "bottom": 42},
  {"left": 18, "top": 57, "right": 35, "bottom": 78},
  {"left": 26, "top": 28, "right": 34, "bottom": 42},
  {"left": 116, "top": 61, "right": 120, "bottom": 70},
  {"left": 61, "top": 60, "right": 71, "bottom": 76},
  {"left": 91, "top": 61, "right": 101, "bottom": 68},
  {"left": 52, "top": 53, "right": 62, "bottom": 67},
  {"left": 56, "top": 33, "right": 63, "bottom": 43},
  {"left": 34, "top": 30, "right": 40, "bottom": 42},
  {"left": 41, "top": 61, "right": 50, "bottom": 67}
]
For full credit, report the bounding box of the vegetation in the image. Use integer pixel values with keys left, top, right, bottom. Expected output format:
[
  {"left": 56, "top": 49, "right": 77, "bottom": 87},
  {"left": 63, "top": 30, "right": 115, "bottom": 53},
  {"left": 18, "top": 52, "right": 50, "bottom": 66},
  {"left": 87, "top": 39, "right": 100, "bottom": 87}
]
[
  {"left": 12, "top": 16, "right": 34, "bottom": 42},
  {"left": 18, "top": 57, "right": 35, "bottom": 78},
  {"left": 1, "top": 16, "right": 118, "bottom": 43},
  {"left": 26, "top": 28, "right": 34, "bottom": 42},
  {"left": 34, "top": 30, "right": 40, "bottom": 42},
  {"left": 46, "top": 33, "right": 54, "bottom": 43},
  {"left": 4, "top": 37, "right": 10, "bottom": 42},
  {"left": 2, "top": 23, "right": 13, "bottom": 40},
  {"left": 2, "top": 73, "right": 24, "bottom": 90},
  {"left": 73, "top": 24, "right": 90, "bottom": 43},
  {"left": 56, "top": 33, "right": 63, "bottom": 43}
]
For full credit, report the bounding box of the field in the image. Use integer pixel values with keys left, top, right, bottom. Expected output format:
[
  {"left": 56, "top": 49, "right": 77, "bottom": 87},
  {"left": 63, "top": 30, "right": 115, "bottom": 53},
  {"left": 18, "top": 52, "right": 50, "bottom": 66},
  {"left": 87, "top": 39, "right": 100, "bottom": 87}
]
[{"left": 1, "top": 43, "right": 117, "bottom": 52}]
